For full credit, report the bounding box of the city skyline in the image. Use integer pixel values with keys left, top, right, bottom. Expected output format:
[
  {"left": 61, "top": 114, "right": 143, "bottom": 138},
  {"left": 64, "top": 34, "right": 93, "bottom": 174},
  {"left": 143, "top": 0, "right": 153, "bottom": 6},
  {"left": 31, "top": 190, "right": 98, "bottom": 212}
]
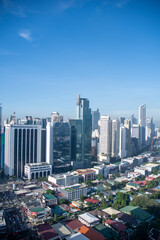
[{"left": 1, "top": 0, "right": 160, "bottom": 121}]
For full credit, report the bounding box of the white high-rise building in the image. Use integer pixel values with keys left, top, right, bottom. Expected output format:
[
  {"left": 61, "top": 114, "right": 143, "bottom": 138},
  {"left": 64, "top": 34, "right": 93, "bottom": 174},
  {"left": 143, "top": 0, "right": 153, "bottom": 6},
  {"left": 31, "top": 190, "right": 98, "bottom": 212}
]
[
  {"left": 46, "top": 122, "right": 53, "bottom": 165},
  {"left": 138, "top": 104, "right": 146, "bottom": 149},
  {"left": 99, "top": 116, "right": 112, "bottom": 161},
  {"left": 5, "top": 124, "right": 41, "bottom": 177},
  {"left": 138, "top": 104, "right": 146, "bottom": 127},
  {"left": 119, "top": 126, "right": 127, "bottom": 159},
  {"left": 112, "top": 119, "right": 120, "bottom": 157}
]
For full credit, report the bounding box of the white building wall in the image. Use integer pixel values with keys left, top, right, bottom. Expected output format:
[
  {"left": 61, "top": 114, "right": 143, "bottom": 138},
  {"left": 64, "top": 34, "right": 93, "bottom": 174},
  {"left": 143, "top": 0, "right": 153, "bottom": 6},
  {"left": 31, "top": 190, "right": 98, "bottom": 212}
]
[
  {"left": 99, "top": 116, "right": 112, "bottom": 156},
  {"left": 119, "top": 126, "right": 127, "bottom": 159},
  {"left": 46, "top": 122, "right": 53, "bottom": 165},
  {"left": 5, "top": 124, "right": 41, "bottom": 177}
]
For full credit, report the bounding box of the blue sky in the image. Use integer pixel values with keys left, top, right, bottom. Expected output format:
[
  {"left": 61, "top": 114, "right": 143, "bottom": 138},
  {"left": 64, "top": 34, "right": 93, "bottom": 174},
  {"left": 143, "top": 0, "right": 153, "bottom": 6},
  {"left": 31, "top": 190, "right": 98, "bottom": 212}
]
[{"left": 0, "top": 0, "right": 160, "bottom": 122}]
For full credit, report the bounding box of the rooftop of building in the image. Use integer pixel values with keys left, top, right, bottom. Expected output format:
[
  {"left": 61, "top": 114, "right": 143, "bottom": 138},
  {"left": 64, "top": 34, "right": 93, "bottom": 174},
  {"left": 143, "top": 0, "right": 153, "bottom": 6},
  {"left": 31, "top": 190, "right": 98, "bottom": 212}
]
[
  {"left": 75, "top": 169, "right": 96, "bottom": 175},
  {"left": 30, "top": 206, "right": 45, "bottom": 213},
  {"left": 63, "top": 184, "right": 86, "bottom": 192},
  {"left": 79, "top": 213, "right": 99, "bottom": 224},
  {"left": 37, "top": 224, "right": 58, "bottom": 240},
  {"left": 51, "top": 223, "right": 71, "bottom": 238},
  {"left": 66, "top": 232, "right": 90, "bottom": 240},
  {"left": 43, "top": 193, "right": 57, "bottom": 200},
  {"left": 65, "top": 219, "right": 83, "bottom": 230},
  {"left": 102, "top": 207, "right": 121, "bottom": 216},
  {"left": 89, "top": 209, "right": 109, "bottom": 218},
  {"left": 78, "top": 225, "right": 106, "bottom": 240},
  {"left": 106, "top": 220, "right": 127, "bottom": 233},
  {"left": 119, "top": 206, "right": 152, "bottom": 221},
  {"left": 94, "top": 224, "right": 118, "bottom": 240},
  {"left": 49, "top": 172, "right": 78, "bottom": 179},
  {"left": 116, "top": 212, "right": 137, "bottom": 226},
  {"left": 51, "top": 206, "right": 66, "bottom": 216},
  {"left": 25, "top": 162, "right": 51, "bottom": 167},
  {"left": 84, "top": 198, "right": 99, "bottom": 204}
]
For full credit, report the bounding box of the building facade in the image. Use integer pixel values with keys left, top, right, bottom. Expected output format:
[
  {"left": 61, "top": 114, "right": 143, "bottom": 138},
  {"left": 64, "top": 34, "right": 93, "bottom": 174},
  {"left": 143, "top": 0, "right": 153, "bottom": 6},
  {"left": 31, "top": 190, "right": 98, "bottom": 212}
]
[
  {"left": 99, "top": 116, "right": 112, "bottom": 161},
  {"left": 5, "top": 124, "right": 41, "bottom": 177},
  {"left": 24, "top": 162, "right": 52, "bottom": 180}
]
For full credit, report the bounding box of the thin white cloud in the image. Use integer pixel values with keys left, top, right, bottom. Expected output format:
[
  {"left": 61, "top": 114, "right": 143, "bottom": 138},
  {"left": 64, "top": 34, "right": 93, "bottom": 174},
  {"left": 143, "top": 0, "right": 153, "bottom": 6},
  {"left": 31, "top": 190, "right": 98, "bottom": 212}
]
[
  {"left": 1, "top": 0, "right": 26, "bottom": 17},
  {"left": 0, "top": 49, "right": 20, "bottom": 56},
  {"left": 116, "top": 0, "right": 130, "bottom": 8},
  {"left": 19, "top": 30, "right": 32, "bottom": 41}
]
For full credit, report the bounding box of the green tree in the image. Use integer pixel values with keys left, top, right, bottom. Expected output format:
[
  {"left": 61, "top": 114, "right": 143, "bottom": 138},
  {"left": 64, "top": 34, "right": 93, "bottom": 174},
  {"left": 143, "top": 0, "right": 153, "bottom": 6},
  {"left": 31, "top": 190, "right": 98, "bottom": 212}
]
[
  {"left": 97, "top": 174, "right": 103, "bottom": 181},
  {"left": 85, "top": 180, "right": 92, "bottom": 187},
  {"left": 80, "top": 195, "right": 84, "bottom": 202},
  {"left": 60, "top": 198, "right": 69, "bottom": 204},
  {"left": 53, "top": 214, "right": 57, "bottom": 222},
  {"left": 152, "top": 168, "right": 159, "bottom": 175},
  {"left": 46, "top": 189, "right": 55, "bottom": 195}
]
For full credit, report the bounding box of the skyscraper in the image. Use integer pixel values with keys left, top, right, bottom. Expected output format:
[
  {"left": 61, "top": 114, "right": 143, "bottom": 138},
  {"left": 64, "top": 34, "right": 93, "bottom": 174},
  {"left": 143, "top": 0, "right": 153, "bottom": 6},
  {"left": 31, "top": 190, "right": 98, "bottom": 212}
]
[
  {"left": 53, "top": 122, "right": 71, "bottom": 164},
  {"left": 92, "top": 109, "right": 100, "bottom": 131},
  {"left": 69, "top": 119, "right": 83, "bottom": 169},
  {"left": 138, "top": 104, "right": 146, "bottom": 149},
  {"left": 5, "top": 124, "right": 41, "bottom": 177},
  {"left": 0, "top": 104, "right": 2, "bottom": 169},
  {"left": 138, "top": 104, "right": 146, "bottom": 128},
  {"left": 69, "top": 95, "right": 92, "bottom": 169},
  {"left": 112, "top": 119, "right": 120, "bottom": 158},
  {"left": 99, "top": 116, "right": 112, "bottom": 162},
  {"left": 76, "top": 95, "right": 92, "bottom": 167}
]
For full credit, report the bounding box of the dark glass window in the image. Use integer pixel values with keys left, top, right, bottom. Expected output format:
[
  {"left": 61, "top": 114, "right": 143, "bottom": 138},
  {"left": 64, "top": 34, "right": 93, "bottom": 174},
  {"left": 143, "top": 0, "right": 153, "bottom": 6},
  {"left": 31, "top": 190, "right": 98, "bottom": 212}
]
[
  {"left": 14, "top": 129, "right": 17, "bottom": 176},
  {"left": 27, "top": 129, "right": 29, "bottom": 163},
  {"left": 18, "top": 129, "right": 21, "bottom": 177},
  {"left": 30, "top": 129, "right": 33, "bottom": 163},
  {"left": 22, "top": 129, "right": 26, "bottom": 175},
  {"left": 34, "top": 129, "right": 37, "bottom": 162}
]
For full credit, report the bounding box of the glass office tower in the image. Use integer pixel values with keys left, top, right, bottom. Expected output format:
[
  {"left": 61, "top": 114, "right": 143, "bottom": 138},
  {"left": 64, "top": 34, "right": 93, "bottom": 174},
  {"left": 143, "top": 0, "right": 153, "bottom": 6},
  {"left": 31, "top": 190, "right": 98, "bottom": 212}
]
[{"left": 76, "top": 95, "right": 92, "bottom": 168}]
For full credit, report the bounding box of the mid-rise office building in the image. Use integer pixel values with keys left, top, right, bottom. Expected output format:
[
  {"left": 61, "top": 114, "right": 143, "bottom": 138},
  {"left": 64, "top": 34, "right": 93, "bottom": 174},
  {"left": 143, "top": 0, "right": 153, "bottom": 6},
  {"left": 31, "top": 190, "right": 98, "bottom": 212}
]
[
  {"left": 5, "top": 124, "right": 41, "bottom": 177},
  {"left": 25, "top": 162, "right": 52, "bottom": 180},
  {"left": 48, "top": 172, "right": 79, "bottom": 186}
]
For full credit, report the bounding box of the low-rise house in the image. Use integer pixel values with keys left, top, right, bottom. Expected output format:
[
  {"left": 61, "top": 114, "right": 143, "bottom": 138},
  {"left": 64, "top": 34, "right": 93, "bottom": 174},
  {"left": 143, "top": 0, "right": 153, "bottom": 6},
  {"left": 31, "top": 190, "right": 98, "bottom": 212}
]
[
  {"left": 89, "top": 209, "right": 109, "bottom": 220},
  {"left": 102, "top": 207, "right": 121, "bottom": 217},
  {"left": 37, "top": 224, "right": 59, "bottom": 240},
  {"left": 42, "top": 193, "right": 57, "bottom": 206},
  {"left": 116, "top": 212, "right": 138, "bottom": 228},
  {"left": 105, "top": 220, "right": 128, "bottom": 239},
  {"left": 51, "top": 206, "right": 67, "bottom": 217},
  {"left": 84, "top": 198, "right": 99, "bottom": 205},
  {"left": 66, "top": 232, "right": 90, "bottom": 240},
  {"left": 94, "top": 224, "right": 119, "bottom": 240},
  {"left": 65, "top": 219, "right": 83, "bottom": 232},
  {"left": 51, "top": 223, "right": 71, "bottom": 239},
  {"left": 78, "top": 213, "right": 100, "bottom": 227},
  {"left": 78, "top": 225, "right": 106, "bottom": 240},
  {"left": 126, "top": 182, "right": 140, "bottom": 190},
  {"left": 119, "top": 206, "right": 153, "bottom": 222}
]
